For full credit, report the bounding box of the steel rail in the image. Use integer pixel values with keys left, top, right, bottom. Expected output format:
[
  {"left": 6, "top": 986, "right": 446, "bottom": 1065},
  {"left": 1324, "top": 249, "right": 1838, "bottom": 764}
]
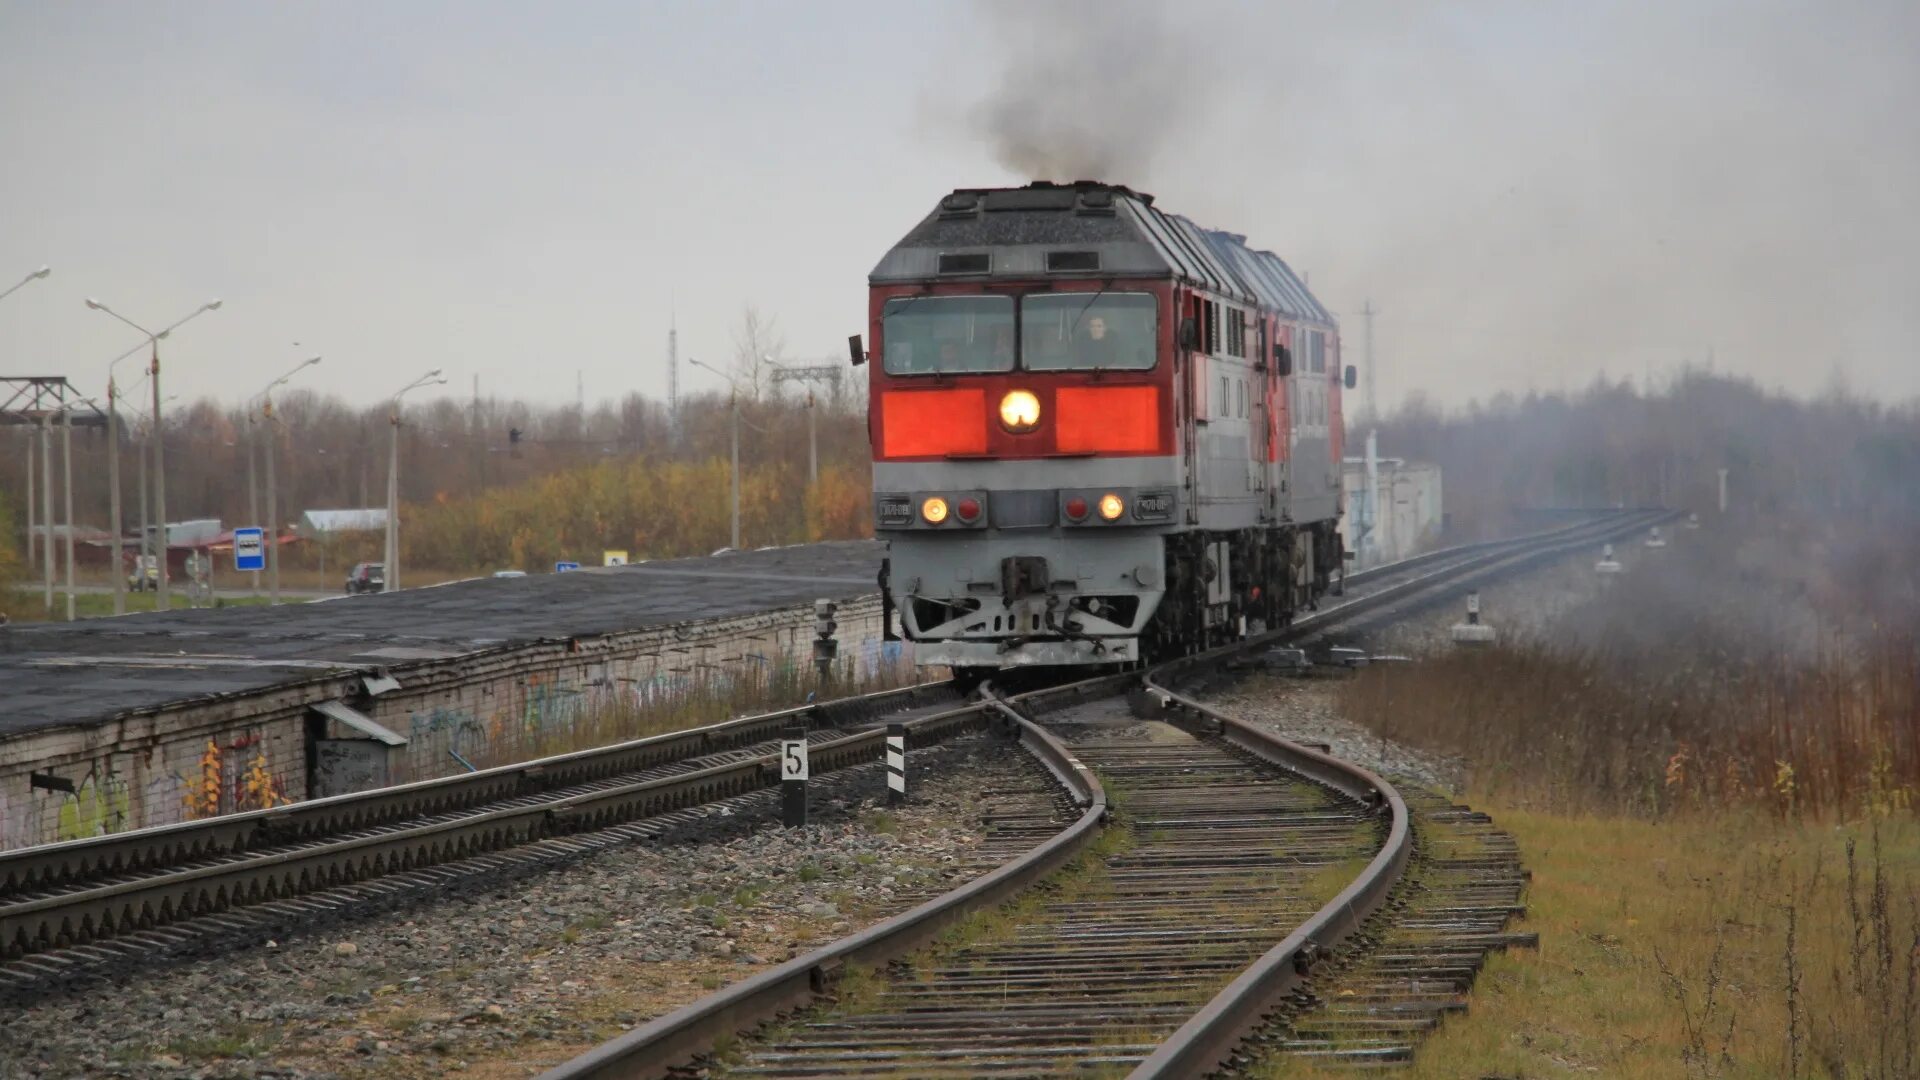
[
  {"left": 536, "top": 691, "right": 1108, "bottom": 1080},
  {"left": 0, "top": 681, "right": 955, "bottom": 896},
  {"left": 534, "top": 508, "right": 1672, "bottom": 1078},
  {"left": 1127, "top": 508, "right": 1676, "bottom": 1077},
  {"left": 0, "top": 683, "right": 976, "bottom": 959}
]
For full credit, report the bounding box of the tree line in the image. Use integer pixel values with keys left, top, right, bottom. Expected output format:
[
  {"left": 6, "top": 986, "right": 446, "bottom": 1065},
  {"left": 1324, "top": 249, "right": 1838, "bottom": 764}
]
[{"left": 1, "top": 380, "right": 873, "bottom": 577}]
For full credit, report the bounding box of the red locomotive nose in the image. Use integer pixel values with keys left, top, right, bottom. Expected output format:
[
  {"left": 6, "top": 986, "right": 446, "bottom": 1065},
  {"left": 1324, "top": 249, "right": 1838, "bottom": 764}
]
[
  {"left": 956, "top": 497, "right": 981, "bottom": 522},
  {"left": 1064, "top": 496, "right": 1089, "bottom": 521}
]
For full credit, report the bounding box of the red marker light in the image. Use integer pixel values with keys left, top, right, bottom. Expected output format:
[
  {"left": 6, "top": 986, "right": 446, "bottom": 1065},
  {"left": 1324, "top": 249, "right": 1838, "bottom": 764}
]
[
  {"left": 1064, "top": 496, "right": 1089, "bottom": 521},
  {"left": 956, "top": 497, "right": 981, "bottom": 522}
]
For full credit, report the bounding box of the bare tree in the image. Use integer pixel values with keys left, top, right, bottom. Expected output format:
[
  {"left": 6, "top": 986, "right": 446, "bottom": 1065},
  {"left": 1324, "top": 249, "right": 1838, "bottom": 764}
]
[{"left": 731, "top": 304, "right": 786, "bottom": 401}]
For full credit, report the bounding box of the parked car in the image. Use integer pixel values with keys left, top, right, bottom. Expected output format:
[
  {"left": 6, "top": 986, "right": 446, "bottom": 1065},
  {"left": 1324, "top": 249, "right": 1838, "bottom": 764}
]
[
  {"left": 127, "top": 555, "right": 159, "bottom": 592},
  {"left": 345, "top": 562, "right": 386, "bottom": 595}
]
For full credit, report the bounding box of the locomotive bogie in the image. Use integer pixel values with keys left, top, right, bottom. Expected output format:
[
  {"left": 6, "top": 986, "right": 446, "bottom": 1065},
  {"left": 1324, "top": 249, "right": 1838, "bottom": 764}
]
[{"left": 889, "top": 531, "right": 1163, "bottom": 668}]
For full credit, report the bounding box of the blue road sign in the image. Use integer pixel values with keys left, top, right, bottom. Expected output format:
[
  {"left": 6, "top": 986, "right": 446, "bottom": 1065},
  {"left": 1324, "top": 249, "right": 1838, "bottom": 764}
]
[
  {"left": 234, "top": 527, "right": 266, "bottom": 572},
  {"left": 555, "top": 561, "right": 582, "bottom": 573}
]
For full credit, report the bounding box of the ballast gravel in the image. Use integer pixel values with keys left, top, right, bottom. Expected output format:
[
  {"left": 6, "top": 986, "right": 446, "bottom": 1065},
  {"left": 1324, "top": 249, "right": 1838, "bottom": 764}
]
[
  {"left": 0, "top": 733, "right": 1053, "bottom": 1080},
  {"left": 1211, "top": 671, "right": 1465, "bottom": 794}
]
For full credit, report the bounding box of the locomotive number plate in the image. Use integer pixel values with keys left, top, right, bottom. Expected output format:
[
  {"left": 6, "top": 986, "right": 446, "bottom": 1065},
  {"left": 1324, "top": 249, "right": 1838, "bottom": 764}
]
[
  {"left": 1133, "top": 491, "right": 1174, "bottom": 521},
  {"left": 876, "top": 495, "right": 913, "bottom": 528}
]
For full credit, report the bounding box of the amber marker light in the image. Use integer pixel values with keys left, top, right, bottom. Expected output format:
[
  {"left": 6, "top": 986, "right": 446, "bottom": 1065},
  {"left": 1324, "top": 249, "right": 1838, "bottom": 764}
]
[
  {"left": 1098, "top": 493, "right": 1125, "bottom": 521},
  {"left": 921, "top": 496, "right": 950, "bottom": 524},
  {"left": 998, "top": 389, "right": 1041, "bottom": 433}
]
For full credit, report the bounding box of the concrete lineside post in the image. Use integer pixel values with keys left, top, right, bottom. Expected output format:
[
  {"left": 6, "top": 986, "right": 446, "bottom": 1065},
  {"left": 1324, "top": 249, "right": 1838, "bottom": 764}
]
[
  {"left": 886, "top": 723, "right": 907, "bottom": 807},
  {"left": 780, "top": 726, "right": 808, "bottom": 828}
]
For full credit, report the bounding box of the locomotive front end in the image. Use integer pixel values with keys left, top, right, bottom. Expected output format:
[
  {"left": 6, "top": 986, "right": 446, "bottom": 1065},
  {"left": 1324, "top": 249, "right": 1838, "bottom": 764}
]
[{"left": 866, "top": 185, "right": 1182, "bottom": 670}]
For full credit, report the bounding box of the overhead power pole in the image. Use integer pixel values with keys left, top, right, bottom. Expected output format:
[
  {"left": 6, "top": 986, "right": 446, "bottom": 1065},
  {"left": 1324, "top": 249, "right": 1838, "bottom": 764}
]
[
  {"left": 667, "top": 315, "right": 679, "bottom": 439},
  {"left": 768, "top": 363, "right": 843, "bottom": 489}
]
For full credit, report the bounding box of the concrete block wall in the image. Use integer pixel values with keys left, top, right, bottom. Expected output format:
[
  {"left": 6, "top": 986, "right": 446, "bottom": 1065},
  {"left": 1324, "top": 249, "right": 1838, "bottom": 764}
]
[
  {"left": 0, "top": 594, "right": 905, "bottom": 851},
  {"left": 363, "top": 595, "right": 904, "bottom": 784},
  {"left": 0, "top": 711, "right": 307, "bottom": 851}
]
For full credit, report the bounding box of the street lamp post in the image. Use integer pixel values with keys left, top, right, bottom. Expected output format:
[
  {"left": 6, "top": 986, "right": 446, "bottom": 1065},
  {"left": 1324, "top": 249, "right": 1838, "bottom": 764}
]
[
  {"left": 3, "top": 266, "right": 49, "bottom": 596},
  {"left": 0, "top": 265, "right": 49, "bottom": 305},
  {"left": 688, "top": 358, "right": 742, "bottom": 550},
  {"left": 255, "top": 353, "right": 321, "bottom": 605},
  {"left": 86, "top": 298, "right": 222, "bottom": 609},
  {"left": 385, "top": 369, "right": 446, "bottom": 593}
]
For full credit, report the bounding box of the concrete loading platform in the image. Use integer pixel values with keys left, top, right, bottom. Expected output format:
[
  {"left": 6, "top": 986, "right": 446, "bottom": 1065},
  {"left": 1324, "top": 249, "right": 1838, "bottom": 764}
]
[{"left": 0, "top": 542, "right": 897, "bottom": 851}]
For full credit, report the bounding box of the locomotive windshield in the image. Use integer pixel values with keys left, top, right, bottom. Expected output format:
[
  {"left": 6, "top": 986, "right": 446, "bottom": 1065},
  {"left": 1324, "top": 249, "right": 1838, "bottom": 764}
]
[
  {"left": 1021, "top": 292, "right": 1157, "bottom": 371},
  {"left": 882, "top": 296, "right": 1016, "bottom": 374}
]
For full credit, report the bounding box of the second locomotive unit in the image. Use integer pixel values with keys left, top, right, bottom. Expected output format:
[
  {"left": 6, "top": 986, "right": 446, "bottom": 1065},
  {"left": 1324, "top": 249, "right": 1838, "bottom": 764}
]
[{"left": 861, "top": 181, "right": 1353, "bottom": 671}]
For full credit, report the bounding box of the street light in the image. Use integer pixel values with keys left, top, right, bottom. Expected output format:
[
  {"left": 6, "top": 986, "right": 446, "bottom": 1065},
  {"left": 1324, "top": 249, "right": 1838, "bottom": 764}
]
[
  {"left": 254, "top": 351, "right": 321, "bottom": 605},
  {"left": 0, "top": 265, "right": 50, "bottom": 304},
  {"left": 688, "top": 357, "right": 743, "bottom": 551},
  {"left": 126, "top": 382, "right": 179, "bottom": 606},
  {"left": 99, "top": 303, "right": 219, "bottom": 615},
  {"left": 87, "top": 296, "right": 222, "bottom": 609},
  {"left": 385, "top": 369, "right": 446, "bottom": 593}
]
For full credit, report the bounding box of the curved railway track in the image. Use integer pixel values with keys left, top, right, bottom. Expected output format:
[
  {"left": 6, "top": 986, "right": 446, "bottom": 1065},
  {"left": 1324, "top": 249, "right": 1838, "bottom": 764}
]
[{"left": 537, "top": 509, "right": 1668, "bottom": 1079}]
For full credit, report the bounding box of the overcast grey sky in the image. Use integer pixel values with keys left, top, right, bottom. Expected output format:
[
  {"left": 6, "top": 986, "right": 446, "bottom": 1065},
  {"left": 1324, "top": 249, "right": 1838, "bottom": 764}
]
[{"left": 1, "top": 1, "right": 1915, "bottom": 413}]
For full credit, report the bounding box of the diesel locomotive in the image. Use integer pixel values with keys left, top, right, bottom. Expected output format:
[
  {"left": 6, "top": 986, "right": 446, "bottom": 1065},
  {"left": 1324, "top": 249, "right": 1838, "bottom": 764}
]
[{"left": 858, "top": 181, "right": 1353, "bottom": 671}]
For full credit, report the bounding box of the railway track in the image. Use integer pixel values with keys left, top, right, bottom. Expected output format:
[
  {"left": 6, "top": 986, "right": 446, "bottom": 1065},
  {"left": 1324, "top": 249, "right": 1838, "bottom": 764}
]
[
  {"left": 538, "top": 509, "right": 1668, "bottom": 1079},
  {"left": 708, "top": 698, "right": 1383, "bottom": 1077},
  {"left": 0, "top": 681, "right": 981, "bottom": 988}
]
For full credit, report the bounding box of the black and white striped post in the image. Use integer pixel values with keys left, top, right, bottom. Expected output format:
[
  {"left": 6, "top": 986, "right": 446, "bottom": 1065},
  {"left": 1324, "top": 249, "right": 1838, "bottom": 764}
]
[
  {"left": 886, "top": 722, "right": 907, "bottom": 806},
  {"left": 780, "top": 725, "right": 808, "bottom": 828}
]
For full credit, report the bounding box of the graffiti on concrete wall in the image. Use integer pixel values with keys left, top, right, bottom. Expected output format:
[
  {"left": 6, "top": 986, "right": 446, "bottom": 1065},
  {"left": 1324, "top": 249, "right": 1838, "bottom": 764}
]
[
  {"left": 55, "top": 769, "right": 133, "bottom": 841},
  {"left": 182, "top": 734, "right": 289, "bottom": 820}
]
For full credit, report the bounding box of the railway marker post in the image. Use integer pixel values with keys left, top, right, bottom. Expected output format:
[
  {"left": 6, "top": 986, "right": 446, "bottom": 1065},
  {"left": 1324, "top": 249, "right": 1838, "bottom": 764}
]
[
  {"left": 1596, "top": 543, "right": 1623, "bottom": 576},
  {"left": 781, "top": 725, "right": 808, "bottom": 828},
  {"left": 1451, "top": 591, "right": 1497, "bottom": 646},
  {"left": 886, "top": 722, "right": 907, "bottom": 806}
]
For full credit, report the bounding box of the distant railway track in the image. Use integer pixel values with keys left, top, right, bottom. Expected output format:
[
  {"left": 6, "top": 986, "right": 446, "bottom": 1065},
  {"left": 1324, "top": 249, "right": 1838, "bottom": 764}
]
[{"left": 538, "top": 509, "right": 1669, "bottom": 1079}]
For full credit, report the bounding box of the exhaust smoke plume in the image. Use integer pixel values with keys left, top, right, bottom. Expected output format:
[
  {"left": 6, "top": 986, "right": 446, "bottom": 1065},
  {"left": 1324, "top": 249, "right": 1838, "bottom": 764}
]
[
  {"left": 969, "top": 0, "right": 1194, "bottom": 185},
  {"left": 952, "top": 0, "right": 1920, "bottom": 408}
]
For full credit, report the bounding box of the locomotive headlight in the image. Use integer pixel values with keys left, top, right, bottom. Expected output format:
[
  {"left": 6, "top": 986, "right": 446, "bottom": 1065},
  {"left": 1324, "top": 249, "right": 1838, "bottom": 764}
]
[
  {"left": 1097, "top": 493, "right": 1125, "bottom": 521},
  {"left": 921, "top": 496, "right": 950, "bottom": 524},
  {"left": 998, "top": 389, "right": 1041, "bottom": 433}
]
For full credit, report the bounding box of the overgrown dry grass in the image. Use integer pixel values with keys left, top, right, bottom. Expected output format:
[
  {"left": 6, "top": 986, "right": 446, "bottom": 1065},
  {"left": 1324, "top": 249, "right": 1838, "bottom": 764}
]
[
  {"left": 1345, "top": 528, "right": 1920, "bottom": 821},
  {"left": 1316, "top": 523, "right": 1920, "bottom": 1078}
]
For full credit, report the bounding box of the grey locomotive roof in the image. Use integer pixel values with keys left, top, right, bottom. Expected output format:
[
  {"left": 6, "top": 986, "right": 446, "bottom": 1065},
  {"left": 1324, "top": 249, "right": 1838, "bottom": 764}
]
[{"left": 870, "top": 182, "right": 1335, "bottom": 329}]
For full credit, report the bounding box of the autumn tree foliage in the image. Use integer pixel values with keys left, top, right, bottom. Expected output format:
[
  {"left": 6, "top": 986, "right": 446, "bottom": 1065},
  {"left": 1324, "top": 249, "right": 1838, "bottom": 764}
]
[{"left": 0, "top": 379, "right": 873, "bottom": 572}]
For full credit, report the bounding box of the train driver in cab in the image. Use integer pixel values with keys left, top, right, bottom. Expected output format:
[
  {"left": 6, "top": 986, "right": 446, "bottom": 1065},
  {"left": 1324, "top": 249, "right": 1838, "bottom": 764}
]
[{"left": 1079, "top": 315, "right": 1119, "bottom": 368}]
